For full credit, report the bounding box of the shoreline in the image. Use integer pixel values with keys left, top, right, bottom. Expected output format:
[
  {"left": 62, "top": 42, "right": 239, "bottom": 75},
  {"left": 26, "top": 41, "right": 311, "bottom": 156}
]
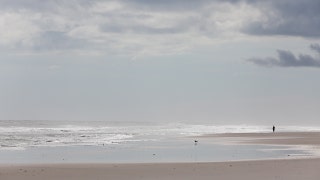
[{"left": 1, "top": 131, "right": 320, "bottom": 179}]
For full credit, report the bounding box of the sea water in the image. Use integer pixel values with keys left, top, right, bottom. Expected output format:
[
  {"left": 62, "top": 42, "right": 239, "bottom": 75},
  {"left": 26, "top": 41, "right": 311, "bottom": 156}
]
[{"left": 0, "top": 120, "right": 319, "bottom": 163}]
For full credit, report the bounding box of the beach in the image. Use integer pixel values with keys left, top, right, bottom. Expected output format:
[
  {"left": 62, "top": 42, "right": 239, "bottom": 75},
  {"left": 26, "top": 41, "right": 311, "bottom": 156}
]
[
  {"left": 1, "top": 0, "right": 320, "bottom": 179},
  {"left": 1, "top": 131, "right": 320, "bottom": 180},
  {"left": 1, "top": 158, "right": 320, "bottom": 180},
  {"left": 206, "top": 132, "right": 320, "bottom": 146}
]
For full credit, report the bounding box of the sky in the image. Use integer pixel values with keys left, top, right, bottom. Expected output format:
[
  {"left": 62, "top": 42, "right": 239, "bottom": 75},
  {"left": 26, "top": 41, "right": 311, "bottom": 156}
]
[{"left": 1, "top": 0, "right": 320, "bottom": 125}]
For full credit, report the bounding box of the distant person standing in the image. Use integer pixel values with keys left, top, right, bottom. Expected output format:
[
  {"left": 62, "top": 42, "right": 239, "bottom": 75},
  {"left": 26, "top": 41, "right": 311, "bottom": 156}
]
[{"left": 273, "top": 126, "right": 275, "bottom": 133}]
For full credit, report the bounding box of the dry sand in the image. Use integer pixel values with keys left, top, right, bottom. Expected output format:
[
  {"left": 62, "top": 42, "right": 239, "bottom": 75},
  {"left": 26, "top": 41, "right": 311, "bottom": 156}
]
[
  {"left": 1, "top": 132, "right": 320, "bottom": 180},
  {"left": 1, "top": 159, "right": 320, "bottom": 180}
]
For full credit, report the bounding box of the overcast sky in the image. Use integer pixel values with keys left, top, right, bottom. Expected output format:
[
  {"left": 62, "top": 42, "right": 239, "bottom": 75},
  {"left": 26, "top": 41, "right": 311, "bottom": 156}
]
[{"left": 1, "top": 0, "right": 320, "bottom": 125}]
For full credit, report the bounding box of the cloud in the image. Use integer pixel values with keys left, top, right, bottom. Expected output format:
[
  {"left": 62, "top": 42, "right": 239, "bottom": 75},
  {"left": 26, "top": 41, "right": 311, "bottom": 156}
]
[
  {"left": 0, "top": 0, "right": 319, "bottom": 56},
  {"left": 33, "top": 31, "right": 87, "bottom": 51},
  {"left": 242, "top": 0, "right": 320, "bottom": 38},
  {"left": 248, "top": 44, "right": 320, "bottom": 68},
  {"left": 310, "top": 43, "right": 320, "bottom": 54},
  {"left": 0, "top": 0, "right": 255, "bottom": 55}
]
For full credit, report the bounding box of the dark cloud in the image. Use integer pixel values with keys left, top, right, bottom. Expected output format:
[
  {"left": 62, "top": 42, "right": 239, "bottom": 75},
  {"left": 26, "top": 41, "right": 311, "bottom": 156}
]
[
  {"left": 242, "top": 0, "right": 320, "bottom": 38},
  {"left": 248, "top": 44, "right": 320, "bottom": 68},
  {"left": 310, "top": 44, "right": 320, "bottom": 54}
]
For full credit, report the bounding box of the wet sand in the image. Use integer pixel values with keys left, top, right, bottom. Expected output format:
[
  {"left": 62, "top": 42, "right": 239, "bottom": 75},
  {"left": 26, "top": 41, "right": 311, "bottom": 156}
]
[
  {"left": 204, "top": 132, "right": 320, "bottom": 146},
  {"left": 1, "top": 132, "right": 320, "bottom": 180}
]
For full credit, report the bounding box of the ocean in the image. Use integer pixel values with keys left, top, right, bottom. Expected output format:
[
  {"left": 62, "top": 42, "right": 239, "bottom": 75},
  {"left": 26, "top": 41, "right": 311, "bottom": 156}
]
[{"left": 0, "top": 120, "right": 319, "bottom": 163}]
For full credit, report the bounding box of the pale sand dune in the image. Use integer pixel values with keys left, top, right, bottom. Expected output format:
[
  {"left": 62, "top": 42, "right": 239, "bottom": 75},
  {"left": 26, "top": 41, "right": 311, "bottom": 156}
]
[{"left": 1, "top": 132, "right": 320, "bottom": 180}]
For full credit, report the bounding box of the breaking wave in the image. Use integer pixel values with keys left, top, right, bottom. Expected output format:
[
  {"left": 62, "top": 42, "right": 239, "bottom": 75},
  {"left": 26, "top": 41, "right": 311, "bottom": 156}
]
[{"left": 1, "top": 120, "right": 320, "bottom": 150}]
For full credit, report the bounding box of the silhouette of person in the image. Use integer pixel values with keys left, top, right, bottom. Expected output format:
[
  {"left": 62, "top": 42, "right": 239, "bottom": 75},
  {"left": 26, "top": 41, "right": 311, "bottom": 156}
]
[{"left": 273, "top": 126, "right": 275, "bottom": 133}]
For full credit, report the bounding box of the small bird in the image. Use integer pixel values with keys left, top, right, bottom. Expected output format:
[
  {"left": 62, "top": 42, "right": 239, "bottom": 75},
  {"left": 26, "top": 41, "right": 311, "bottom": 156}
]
[{"left": 194, "top": 140, "right": 198, "bottom": 145}]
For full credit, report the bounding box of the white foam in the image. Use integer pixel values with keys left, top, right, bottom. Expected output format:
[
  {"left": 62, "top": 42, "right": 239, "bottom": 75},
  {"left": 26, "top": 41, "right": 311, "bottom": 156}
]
[{"left": 1, "top": 121, "right": 320, "bottom": 150}]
